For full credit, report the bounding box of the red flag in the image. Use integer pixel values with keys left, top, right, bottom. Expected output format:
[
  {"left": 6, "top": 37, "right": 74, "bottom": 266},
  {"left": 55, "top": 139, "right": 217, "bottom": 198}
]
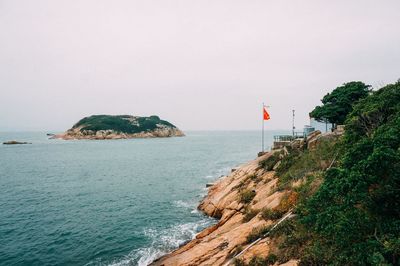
[{"left": 263, "top": 107, "right": 270, "bottom": 120}]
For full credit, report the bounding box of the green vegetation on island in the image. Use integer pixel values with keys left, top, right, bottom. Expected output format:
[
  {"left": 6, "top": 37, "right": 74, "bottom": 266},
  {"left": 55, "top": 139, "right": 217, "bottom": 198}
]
[
  {"left": 73, "top": 115, "right": 176, "bottom": 134},
  {"left": 54, "top": 114, "right": 184, "bottom": 139}
]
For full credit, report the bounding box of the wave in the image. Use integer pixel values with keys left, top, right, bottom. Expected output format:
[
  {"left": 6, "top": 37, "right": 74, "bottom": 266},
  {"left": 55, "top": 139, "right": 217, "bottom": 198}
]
[
  {"left": 172, "top": 200, "right": 195, "bottom": 209},
  {"left": 108, "top": 219, "right": 214, "bottom": 266},
  {"left": 104, "top": 165, "right": 232, "bottom": 266},
  {"left": 202, "top": 166, "right": 231, "bottom": 180}
]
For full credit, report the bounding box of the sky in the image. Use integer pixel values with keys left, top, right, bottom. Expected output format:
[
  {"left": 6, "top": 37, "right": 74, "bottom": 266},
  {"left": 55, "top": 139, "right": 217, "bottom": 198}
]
[{"left": 1, "top": 0, "right": 399, "bottom": 131}]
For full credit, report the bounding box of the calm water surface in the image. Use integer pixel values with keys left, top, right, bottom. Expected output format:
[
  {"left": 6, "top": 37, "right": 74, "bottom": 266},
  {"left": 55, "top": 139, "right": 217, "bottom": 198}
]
[{"left": 0, "top": 131, "right": 285, "bottom": 266}]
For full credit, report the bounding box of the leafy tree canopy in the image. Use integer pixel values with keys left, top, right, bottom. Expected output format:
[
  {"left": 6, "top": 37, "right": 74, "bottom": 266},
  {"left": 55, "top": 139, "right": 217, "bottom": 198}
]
[
  {"left": 310, "top": 81, "right": 371, "bottom": 126},
  {"left": 300, "top": 81, "right": 400, "bottom": 265}
]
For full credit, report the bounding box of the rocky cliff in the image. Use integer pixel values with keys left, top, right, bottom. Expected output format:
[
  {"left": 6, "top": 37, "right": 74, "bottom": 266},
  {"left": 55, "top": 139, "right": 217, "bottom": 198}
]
[
  {"left": 52, "top": 115, "right": 184, "bottom": 140},
  {"left": 151, "top": 131, "right": 342, "bottom": 266}
]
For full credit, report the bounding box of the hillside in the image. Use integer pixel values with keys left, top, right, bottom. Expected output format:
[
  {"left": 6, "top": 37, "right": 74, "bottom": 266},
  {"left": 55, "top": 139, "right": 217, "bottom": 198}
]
[
  {"left": 151, "top": 130, "right": 341, "bottom": 266},
  {"left": 52, "top": 115, "right": 184, "bottom": 140},
  {"left": 151, "top": 81, "right": 400, "bottom": 265}
]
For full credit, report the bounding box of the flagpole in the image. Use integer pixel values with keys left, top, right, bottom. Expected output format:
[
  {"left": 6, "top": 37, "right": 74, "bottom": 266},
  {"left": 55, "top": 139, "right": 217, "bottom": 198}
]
[{"left": 262, "top": 102, "right": 264, "bottom": 152}]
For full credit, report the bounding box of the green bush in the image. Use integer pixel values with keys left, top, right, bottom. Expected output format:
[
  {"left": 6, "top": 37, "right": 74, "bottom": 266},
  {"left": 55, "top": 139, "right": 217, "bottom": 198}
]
[
  {"left": 265, "top": 254, "right": 278, "bottom": 265},
  {"left": 234, "top": 254, "right": 278, "bottom": 266},
  {"left": 239, "top": 189, "right": 256, "bottom": 204},
  {"left": 248, "top": 256, "right": 267, "bottom": 266},
  {"left": 242, "top": 207, "right": 259, "bottom": 222},
  {"left": 246, "top": 225, "right": 272, "bottom": 244},
  {"left": 275, "top": 139, "right": 340, "bottom": 190},
  {"left": 259, "top": 152, "right": 281, "bottom": 171},
  {"left": 261, "top": 208, "right": 285, "bottom": 221},
  {"left": 233, "top": 258, "right": 246, "bottom": 266}
]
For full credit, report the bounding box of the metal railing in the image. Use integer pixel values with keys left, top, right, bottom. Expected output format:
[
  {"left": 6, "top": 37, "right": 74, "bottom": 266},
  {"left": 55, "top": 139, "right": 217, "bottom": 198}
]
[{"left": 274, "top": 132, "right": 305, "bottom": 142}]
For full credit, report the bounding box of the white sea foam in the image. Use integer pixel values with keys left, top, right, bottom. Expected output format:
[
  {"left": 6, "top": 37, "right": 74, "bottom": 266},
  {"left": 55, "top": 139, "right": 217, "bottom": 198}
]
[
  {"left": 172, "top": 200, "right": 193, "bottom": 209},
  {"left": 107, "top": 219, "right": 214, "bottom": 266},
  {"left": 107, "top": 166, "right": 230, "bottom": 266}
]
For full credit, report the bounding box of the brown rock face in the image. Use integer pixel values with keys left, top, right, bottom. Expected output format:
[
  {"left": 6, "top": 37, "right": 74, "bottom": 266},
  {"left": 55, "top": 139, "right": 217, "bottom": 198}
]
[
  {"left": 151, "top": 152, "right": 297, "bottom": 266},
  {"left": 52, "top": 127, "right": 184, "bottom": 140}
]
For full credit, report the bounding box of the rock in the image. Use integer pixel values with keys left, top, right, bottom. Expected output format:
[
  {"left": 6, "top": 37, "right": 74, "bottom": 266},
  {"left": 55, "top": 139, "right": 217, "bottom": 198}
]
[
  {"left": 308, "top": 131, "right": 342, "bottom": 150},
  {"left": 279, "top": 260, "right": 299, "bottom": 266},
  {"left": 307, "top": 130, "right": 321, "bottom": 142},
  {"left": 206, "top": 183, "right": 215, "bottom": 188},
  {"left": 151, "top": 152, "right": 289, "bottom": 266},
  {"left": 3, "top": 140, "right": 31, "bottom": 145},
  {"left": 258, "top": 151, "right": 267, "bottom": 157},
  {"left": 335, "top": 125, "right": 345, "bottom": 134},
  {"left": 273, "top": 160, "right": 281, "bottom": 170},
  {"left": 306, "top": 130, "right": 322, "bottom": 150}
]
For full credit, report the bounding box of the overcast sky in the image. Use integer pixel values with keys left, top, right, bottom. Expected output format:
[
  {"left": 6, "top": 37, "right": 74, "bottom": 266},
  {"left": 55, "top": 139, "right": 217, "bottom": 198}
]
[{"left": 1, "top": 0, "right": 399, "bottom": 131}]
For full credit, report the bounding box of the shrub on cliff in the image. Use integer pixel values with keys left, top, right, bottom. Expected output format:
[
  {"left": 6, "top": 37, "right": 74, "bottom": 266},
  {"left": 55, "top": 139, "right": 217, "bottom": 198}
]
[
  {"left": 259, "top": 152, "right": 281, "bottom": 171},
  {"left": 233, "top": 254, "right": 278, "bottom": 266},
  {"left": 275, "top": 139, "right": 340, "bottom": 190},
  {"left": 261, "top": 208, "right": 285, "bottom": 221},
  {"left": 242, "top": 207, "right": 259, "bottom": 222},
  {"left": 239, "top": 189, "right": 256, "bottom": 204},
  {"left": 298, "top": 81, "right": 400, "bottom": 265},
  {"left": 246, "top": 225, "right": 272, "bottom": 244}
]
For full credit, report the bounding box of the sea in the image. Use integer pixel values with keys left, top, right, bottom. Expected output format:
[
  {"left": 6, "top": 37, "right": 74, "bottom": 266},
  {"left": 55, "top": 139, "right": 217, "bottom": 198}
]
[{"left": 0, "top": 131, "right": 286, "bottom": 266}]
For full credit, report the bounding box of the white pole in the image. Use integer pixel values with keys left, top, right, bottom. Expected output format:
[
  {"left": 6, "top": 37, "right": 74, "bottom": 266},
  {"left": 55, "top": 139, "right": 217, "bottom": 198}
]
[
  {"left": 262, "top": 103, "right": 264, "bottom": 152},
  {"left": 292, "top": 109, "right": 295, "bottom": 137}
]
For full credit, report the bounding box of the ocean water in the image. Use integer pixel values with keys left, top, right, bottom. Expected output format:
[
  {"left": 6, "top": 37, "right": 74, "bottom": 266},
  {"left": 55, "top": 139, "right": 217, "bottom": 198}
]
[{"left": 0, "top": 131, "right": 285, "bottom": 266}]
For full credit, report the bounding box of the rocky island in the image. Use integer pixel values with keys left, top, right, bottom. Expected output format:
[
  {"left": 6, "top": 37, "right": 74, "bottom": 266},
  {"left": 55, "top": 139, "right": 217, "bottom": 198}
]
[
  {"left": 52, "top": 115, "right": 184, "bottom": 140},
  {"left": 3, "top": 141, "right": 31, "bottom": 145}
]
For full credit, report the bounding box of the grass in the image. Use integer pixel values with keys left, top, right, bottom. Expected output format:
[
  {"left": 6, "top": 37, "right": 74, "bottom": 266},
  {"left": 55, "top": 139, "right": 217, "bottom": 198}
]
[
  {"left": 239, "top": 189, "right": 256, "bottom": 204},
  {"left": 242, "top": 207, "right": 259, "bottom": 222},
  {"left": 231, "top": 174, "right": 253, "bottom": 191},
  {"left": 267, "top": 219, "right": 314, "bottom": 264},
  {"left": 261, "top": 208, "right": 285, "bottom": 221},
  {"left": 275, "top": 139, "right": 340, "bottom": 190},
  {"left": 233, "top": 258, "right": 246, "bottom": 266},
  {"left": 246, "top": 225, "right": 272, "bottom": 244},
  {"left": 259, "top": 152, "right": 282, "bottom": 171},
  {"left": 233, "top": 254, "right": 278, "bottom": 266}
]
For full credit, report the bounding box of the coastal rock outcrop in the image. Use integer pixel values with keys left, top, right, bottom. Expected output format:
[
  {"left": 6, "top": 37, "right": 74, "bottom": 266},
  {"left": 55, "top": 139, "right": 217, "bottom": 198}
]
[
  {"left": 52, "top": 115, "right": 184, "bottom": 140},
  {"left": 151, "top": 152, "right": 294, "bottom": 266},
  {"left": 3, "top": 140, "right": 31, "bottom": 145},
  {"left": 152, "top": 132, "right": 342, "bottom": 266}
]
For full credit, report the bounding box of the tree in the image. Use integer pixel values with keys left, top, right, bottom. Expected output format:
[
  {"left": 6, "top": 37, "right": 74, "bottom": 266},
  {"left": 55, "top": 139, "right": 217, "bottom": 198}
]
[
  {"left": 310, "top": 81, "right": 370, "bottom": 128},
  {"left": 300, "top": 82, "right": 400, "bottom": 265}
]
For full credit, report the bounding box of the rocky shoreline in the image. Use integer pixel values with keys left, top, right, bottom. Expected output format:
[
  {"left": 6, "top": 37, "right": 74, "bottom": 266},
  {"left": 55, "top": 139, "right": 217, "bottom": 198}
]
[
  {"left": 151, "top": 151, "right": 296, "bottom": 266},
  {"left": 51, "top": 127, "right": 184, "bottom": 140},
  {"left": 150, "top": 131, "right": 339, "bottom": 266}
]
